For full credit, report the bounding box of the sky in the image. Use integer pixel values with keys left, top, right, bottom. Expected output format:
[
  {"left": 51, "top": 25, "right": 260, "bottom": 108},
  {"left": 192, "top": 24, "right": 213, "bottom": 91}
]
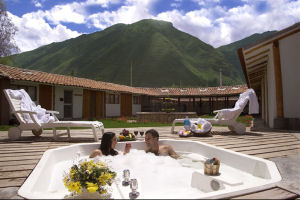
[{"left": 6, "top": 0, "right": 300, "bottom": 52}]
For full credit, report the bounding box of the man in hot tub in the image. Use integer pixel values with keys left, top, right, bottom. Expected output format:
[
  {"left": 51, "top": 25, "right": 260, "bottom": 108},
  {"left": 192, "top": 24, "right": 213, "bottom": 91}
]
[{"left": 145, "top": 129, "right": 179, "bottom": 159}]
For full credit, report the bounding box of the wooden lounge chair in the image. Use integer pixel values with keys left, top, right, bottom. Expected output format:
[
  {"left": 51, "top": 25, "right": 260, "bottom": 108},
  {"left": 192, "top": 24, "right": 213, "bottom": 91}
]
[
  {"left": 171, "top": 89, "right": 259, "bottom": 134},
  {"left": 4, "top": 89, "right": 104, "bottom": 141}
]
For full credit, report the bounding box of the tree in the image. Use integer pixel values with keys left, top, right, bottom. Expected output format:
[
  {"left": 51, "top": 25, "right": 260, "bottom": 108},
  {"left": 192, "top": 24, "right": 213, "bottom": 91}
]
[{"left": 0, "top": 0, "right": 19, "bottom": 57}]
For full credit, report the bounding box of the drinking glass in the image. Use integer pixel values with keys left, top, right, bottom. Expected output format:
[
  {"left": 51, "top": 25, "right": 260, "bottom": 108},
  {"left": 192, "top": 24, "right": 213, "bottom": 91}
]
[
  {"left": 139, "top": 129, "right": 145, "bottom": 137},
  {"left": 129, "top": 178, "right": 140, "bottom": 198},
  {"left": 122, "top": 169, "right": 130, "bottom": 186},
  {"left": 134, "top": 130, "right": 139, "bottom": 136}
]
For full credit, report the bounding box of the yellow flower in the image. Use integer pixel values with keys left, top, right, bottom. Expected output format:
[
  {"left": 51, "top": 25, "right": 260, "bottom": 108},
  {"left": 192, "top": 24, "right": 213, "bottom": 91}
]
[
  {"left": 66, "top": 181, "right": 82, "bottom": 194},
  {"left": 86, "top": 182, "right": 98, "bottom": 193},
  {"left": 70, "top": 169, "right": 76, "bottom": 179},
  {"left": 100, "top": 189, "right": 107, "bottom": 194},
  {"left": 197, "top": 123, "right": 202, "bottom": 130}
]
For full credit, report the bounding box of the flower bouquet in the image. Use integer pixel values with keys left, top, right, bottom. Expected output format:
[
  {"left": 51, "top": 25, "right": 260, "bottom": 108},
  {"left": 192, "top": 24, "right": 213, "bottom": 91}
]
[
  {"left": 118, "top": 129, "right": 136, "bottom": 141},
  {"left": 63, "top": 160, "right": 116, "bottom": 199}
]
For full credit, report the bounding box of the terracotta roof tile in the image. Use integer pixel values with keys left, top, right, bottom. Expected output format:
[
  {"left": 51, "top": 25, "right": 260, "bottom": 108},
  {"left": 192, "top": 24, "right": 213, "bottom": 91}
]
[{"left": 0, "top": 64, "right": 247, "bottom": 96}]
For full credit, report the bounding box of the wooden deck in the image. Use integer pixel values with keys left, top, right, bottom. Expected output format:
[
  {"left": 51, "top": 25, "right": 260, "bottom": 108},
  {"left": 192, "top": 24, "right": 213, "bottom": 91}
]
[{"left": 0, "top": 126, "right": 299, "bottom": 199}]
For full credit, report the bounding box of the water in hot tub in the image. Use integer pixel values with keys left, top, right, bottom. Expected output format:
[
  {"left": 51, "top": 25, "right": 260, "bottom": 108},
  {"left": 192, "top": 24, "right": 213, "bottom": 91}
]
[{"left": 47, "top": 149, "right": 253, "bottom": 198}]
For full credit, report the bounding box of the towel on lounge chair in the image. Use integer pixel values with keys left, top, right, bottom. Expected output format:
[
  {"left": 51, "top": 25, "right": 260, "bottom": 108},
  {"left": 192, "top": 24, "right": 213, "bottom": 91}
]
[
  {"left": 216, "top": 89, "right": 259, "bottom": 120},
  {"left": 8, "top": 89, "right": 55, "bottom": 124}
]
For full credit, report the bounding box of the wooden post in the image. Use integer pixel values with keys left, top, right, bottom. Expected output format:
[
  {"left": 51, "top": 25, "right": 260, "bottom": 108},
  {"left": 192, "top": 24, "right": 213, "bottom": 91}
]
[
  {"left": 273, "top": 40, "right": 284, "bottom": 118},
  {"left": 193, "top": 97, "right": 195, "bottom": 111}
]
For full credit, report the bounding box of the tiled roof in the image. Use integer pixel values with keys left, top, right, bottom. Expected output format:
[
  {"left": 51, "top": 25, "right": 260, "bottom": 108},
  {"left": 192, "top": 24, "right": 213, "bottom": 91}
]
[
  {"left": 0, "top": 64, "right": 247, "bottom": 96},
  {"left": 139, "top": 85, "right": 248, "bottom": 96},
  {"left": 0, "top": 64, "right": 145, "bottom": 94}
]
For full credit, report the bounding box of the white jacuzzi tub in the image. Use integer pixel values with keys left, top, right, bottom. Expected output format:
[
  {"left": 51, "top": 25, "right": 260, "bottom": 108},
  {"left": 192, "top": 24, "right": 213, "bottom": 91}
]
[{"left": 18, "top": 139, "right": 281, "bottom": 199}]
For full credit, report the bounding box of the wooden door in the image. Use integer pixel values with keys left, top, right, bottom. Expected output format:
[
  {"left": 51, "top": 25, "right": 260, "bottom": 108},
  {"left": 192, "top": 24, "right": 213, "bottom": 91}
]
[
  {"left": 95, "top": 91, "right": 104, "bottom": 118},
  {"left": 121, "top": 93, "right": 132, "bottom": 116},
  {"left": 39, "top": 84, "right": 52, "bottom": 110},
  {"left": 82, "top": 89, "right": 91, "bottom": 120},
  {"left": 64, "top": 90, "right": 73, "bottom": 119}
]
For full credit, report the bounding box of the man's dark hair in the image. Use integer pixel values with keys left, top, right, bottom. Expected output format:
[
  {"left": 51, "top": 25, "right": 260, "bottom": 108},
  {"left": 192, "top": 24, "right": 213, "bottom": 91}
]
[{"left": 145, "top": 129, "right": 159, "bottom": 139}]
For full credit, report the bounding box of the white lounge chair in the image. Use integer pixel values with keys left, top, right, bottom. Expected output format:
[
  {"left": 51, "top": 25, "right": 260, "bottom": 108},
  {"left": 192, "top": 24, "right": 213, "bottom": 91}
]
[
  {"left": 171, "top": 89, "right": 259, "bottom": 134},
  {"left": 4, "top": 89, "right": 104, "bottom": 141}
]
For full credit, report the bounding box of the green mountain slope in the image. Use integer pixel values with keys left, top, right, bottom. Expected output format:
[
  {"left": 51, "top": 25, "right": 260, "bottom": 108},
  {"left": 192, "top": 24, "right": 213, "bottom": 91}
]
[
  {"left": 2, "top": 19, "right": 276, "bottom": 87},
  {"left": 217, "top": 31, "right": 276, "bottom": 83}
]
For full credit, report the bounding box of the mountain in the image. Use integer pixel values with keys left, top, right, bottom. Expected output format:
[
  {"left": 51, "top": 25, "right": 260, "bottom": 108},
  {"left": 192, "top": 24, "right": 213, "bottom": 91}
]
[
  {"left": 1, "top": 19, "right": 276, "bottom": 87},
  {"left": 218, "top": 31, "right": 276, "bottom": 82}
]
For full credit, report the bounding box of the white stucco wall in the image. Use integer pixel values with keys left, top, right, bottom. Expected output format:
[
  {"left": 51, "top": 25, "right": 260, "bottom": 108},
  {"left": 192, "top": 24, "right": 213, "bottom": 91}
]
[
  {"left": 132, "top": 104, "right": 141, "bottom": 115},
  {"left": 55, "top": 86, "right": 83, "bottom": 119},
  {"left": 106, "top": 104, "right": 120, "bottom": 117},
  {"left": 55, "top": 87, "right": 64, "bottom": 119},
  {"left": 279, "top": 32, "right": 300, "bottom": 118},
  {"left": 73, "top": 88, "right": 83, "bottom": 119}
]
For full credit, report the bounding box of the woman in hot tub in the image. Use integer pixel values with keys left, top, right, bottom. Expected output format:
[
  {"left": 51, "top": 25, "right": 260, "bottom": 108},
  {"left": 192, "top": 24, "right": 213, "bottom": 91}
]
[{"left": 90, "top": 132, "right": 131, "bottom": 158}]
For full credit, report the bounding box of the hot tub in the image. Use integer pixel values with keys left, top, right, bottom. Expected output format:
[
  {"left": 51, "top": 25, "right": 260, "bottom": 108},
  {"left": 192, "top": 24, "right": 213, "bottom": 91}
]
[{"left": 18, "top": 139, "right": 281, "bottom": 199}]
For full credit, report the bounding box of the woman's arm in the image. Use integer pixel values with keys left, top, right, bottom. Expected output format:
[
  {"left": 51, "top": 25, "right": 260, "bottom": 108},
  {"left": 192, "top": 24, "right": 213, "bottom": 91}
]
[{"left": 89, "top": 149, "right": 103, "bottom": 158}]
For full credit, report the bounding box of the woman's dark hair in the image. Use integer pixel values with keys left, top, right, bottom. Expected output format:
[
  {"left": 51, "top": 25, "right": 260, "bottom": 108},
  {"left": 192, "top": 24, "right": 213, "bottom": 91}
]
[{"left": 100, "top": 132, "right": 118, "bottom": 156}]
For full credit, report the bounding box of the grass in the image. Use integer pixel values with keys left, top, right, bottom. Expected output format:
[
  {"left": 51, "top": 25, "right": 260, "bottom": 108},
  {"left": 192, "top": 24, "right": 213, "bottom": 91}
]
[{"left": 0, "top": 115, "right": 253, "bottom": 131}]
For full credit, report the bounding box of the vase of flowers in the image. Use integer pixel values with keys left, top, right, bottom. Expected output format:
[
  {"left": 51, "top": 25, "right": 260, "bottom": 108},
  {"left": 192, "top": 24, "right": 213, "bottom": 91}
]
[{"left": 63, "top": 160, "right": 116, "bottom": 199}]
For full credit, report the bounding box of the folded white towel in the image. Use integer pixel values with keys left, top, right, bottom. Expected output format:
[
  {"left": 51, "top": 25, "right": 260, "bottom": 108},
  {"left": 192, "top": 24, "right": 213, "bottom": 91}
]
[{"left": 8, "top": 89, "right": 55, "bottom": 124}]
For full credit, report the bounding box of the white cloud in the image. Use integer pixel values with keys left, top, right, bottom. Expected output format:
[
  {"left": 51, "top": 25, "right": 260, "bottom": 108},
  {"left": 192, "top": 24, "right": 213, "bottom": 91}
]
[
  {"left": 155, "top": 0, "right": 300, "bottom": 47},
  {"left": 9, "top": 12, "right": 81, "bottom": 52},
  {"left": 44, "top": 2, "right": 86, "bottom": 24},
  {"left": 87, "top": 0, "right": 155, "bottom": 28},
  {"left": 32, "top": 0, "right": 42, "bottom": 8}
]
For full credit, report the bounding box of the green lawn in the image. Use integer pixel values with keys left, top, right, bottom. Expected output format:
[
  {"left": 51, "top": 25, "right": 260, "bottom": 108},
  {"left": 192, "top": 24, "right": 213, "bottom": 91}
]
[{"left": 0, "top": 115, "right": 253, "bottom": 131}]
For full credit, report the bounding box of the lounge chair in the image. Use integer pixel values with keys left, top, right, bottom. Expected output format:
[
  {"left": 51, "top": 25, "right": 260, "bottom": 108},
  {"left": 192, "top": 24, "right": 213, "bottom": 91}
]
[
  {"left": 171, "top": 89, "right": 259, "bottom": 134},
  {"left": 4, "top": 89, "right": 104, "bottom": 141}
]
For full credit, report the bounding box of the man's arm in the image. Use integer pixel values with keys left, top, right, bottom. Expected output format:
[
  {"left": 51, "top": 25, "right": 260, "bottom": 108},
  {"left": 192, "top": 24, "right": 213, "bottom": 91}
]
[{"left": 168, "top": 145, "right": 180, "bottom": 159}]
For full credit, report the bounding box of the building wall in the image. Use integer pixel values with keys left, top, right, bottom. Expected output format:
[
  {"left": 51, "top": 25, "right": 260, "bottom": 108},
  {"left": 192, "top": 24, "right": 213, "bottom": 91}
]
[
  {"left": 106, "top": 104, "right": 120, "bottom": 117},
  {"left": 279, "top": 32, "right": 300, "bottom": 118},
  {"left": 132, "top": 104, "right": 141, "bottom": 115},
  {"left": 73, "top": 88, "right": 83, "bottom": 119},
  {"left": 55, "top": 86, "right": 83, "bottom": 119}
]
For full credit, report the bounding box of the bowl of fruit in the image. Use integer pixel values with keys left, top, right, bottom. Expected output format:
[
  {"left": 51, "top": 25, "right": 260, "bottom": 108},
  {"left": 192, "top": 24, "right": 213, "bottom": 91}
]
[{"left": 118, "top": 129, "right": 136, "bottom": 141}]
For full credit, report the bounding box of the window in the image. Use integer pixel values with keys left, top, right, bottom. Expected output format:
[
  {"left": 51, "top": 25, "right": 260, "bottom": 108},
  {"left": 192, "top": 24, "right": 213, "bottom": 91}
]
[
  {"left": 11, "top": 84, "right": 37, "bottom": 101},
  {"left": 106, "top": 93, "right": 120, "bottom": 104},
  {"left": 115, "top": 94, "right": 119, "bottom": 104},
  {"left": 133, "top": 96, "right": 141, "bottom": 104}
]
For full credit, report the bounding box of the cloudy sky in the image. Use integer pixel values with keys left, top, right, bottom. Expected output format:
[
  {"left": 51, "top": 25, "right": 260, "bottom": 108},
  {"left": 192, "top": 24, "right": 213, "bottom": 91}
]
[{"left": 6, "top": 0, "right": 300, "bottom": 52}]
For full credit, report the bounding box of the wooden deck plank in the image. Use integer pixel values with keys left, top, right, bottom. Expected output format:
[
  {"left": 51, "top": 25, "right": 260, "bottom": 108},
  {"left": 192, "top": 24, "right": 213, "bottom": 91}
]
[
  {"left": 202, "top": 137, "right": 298, "bottom": 146},
  {"left": 0, "top": 164, "right": 36, "bottom": 172},
  {"left": 239, "top": 145, "right": 300, "bottom": 155},
  {"left": 0, "top": 159, "right": 39, "bottom": 167},
  {"left": 232, "top": 187, "right": 299, "bottom": 199},
  {"left": 0, "top": 170, "right": 32, "bottom": 179},
  {"left": 254, "top": 149, "right": 300, "bottom": 159},
  {"left": 0, "top": 178, "right": 26, "bottom": 188},
  {"left": 229, "top": 141, "right": 300, "bottom": 152},
  {"left": 0, "top": 152, "right": 44, "bottom": 158},
  {"left": 217, "top": 138, "right": 299, "bottom": 148},
  {"left": 0, "top": 155, "right": 43, "bottom": 162}
]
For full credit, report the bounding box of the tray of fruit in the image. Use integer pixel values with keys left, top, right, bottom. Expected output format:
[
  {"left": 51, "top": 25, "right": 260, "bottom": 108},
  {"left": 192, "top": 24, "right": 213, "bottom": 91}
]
[{"left": 118, "top": 129, "right": 136, "bottom": 141}]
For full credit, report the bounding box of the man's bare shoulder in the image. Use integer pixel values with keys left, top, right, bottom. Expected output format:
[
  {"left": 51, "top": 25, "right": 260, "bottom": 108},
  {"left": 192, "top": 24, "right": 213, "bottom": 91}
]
[{"left": 159, "top": 144, "right": 174, "bottom": 150}]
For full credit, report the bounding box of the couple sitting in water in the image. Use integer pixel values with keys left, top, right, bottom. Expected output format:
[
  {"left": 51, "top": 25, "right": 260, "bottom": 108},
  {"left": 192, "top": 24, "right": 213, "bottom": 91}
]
[{"left": 90, "top": 129, "right": 179, "bottom": 159}]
